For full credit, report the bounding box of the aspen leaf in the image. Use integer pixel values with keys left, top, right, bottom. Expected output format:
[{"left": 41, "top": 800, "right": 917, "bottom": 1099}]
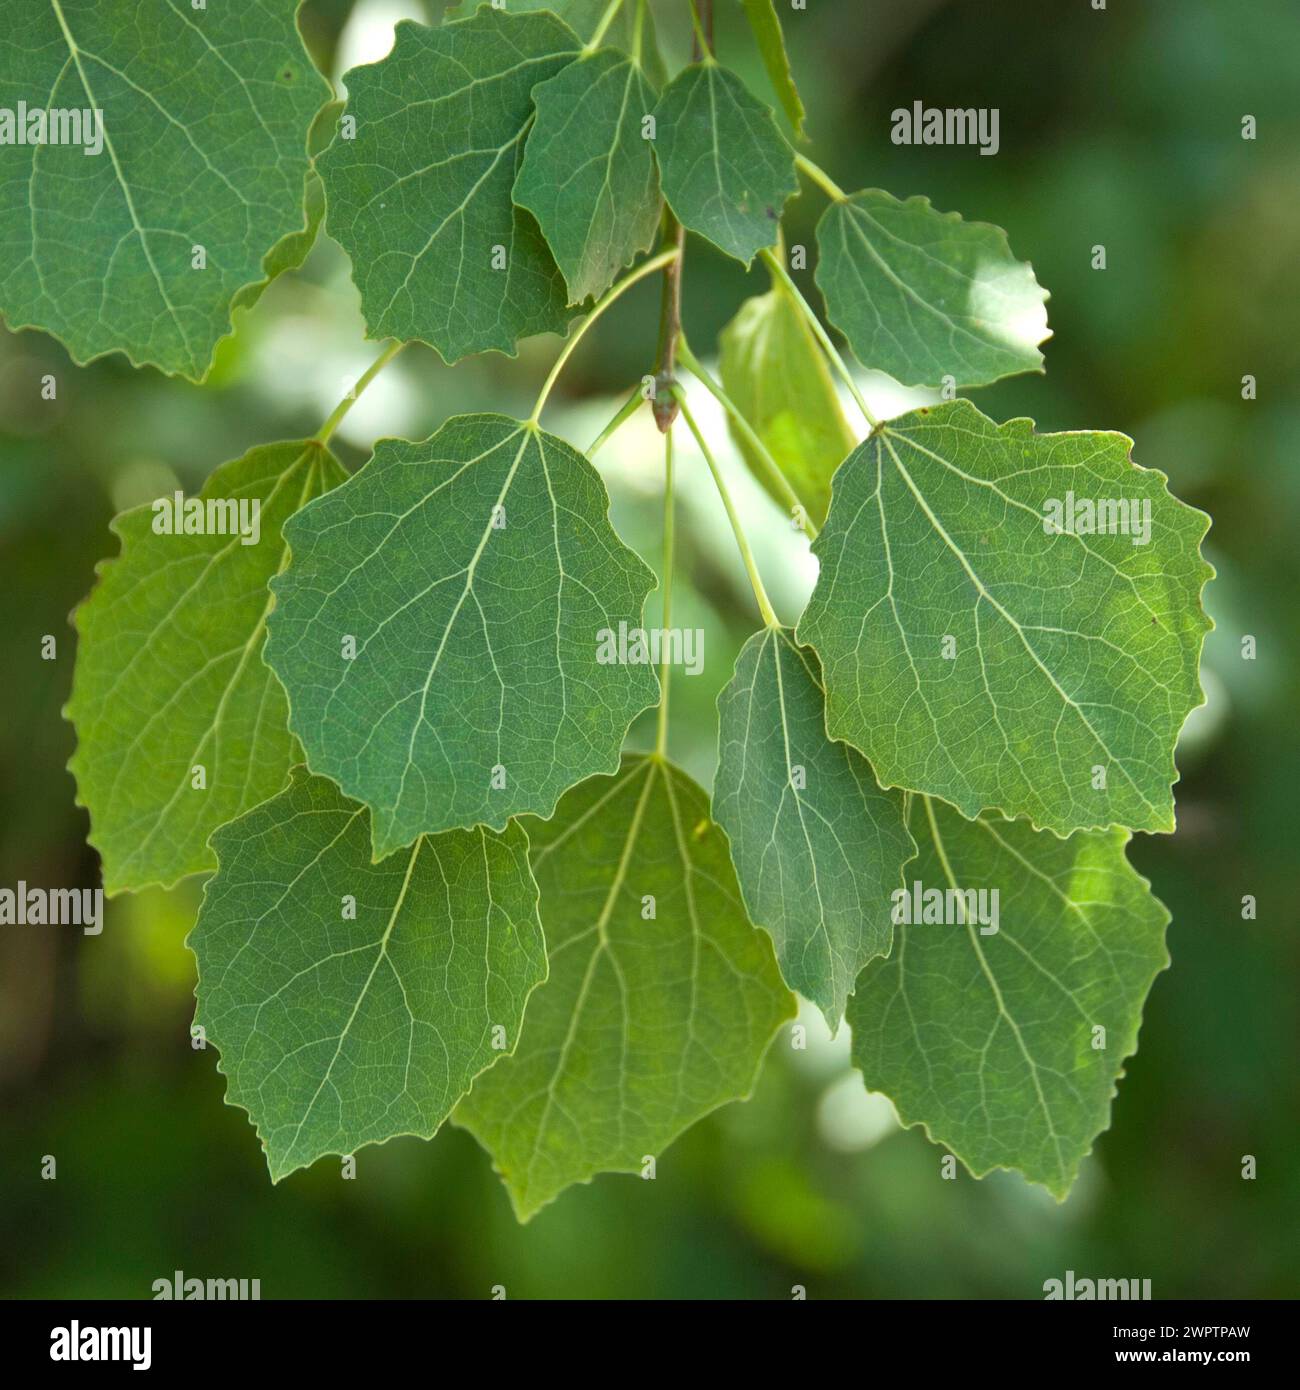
[
  {"left": 815, "top": 189, "right": 1050, "bottom": 388},
  {"left": 0, "top": 0, "right": 330, "bottom": 378},
  {"left": 797, "top": 399, "right": 1213, "bottom": 835},
  {"left": 741, "top": 0, "right": 806, "bottom": 139},
  {"left": 265, "top": 415, "right": 659, "bottom": 857},
  {"left": 446, "top": 0, "right": 668, "bottom": 86},
  {"left": 849, "top": 796, "right": 1169, "bottom": 1198},
  {"left": 514, "top": 49, "right": 661, "bottom": 305},
  {"left": 651, "top": 62, "right": 796, "bottom": 265},
  {"left": 67, "top": 441, "right": 345, "bottom": 895},
  {"left": 714, "top": 628, "right": 914, "bottom": 1029},
  {"left": 317, "top": 9, "right": 580, "bottom": 362},
  {"left": 233, "top": 98, "right": 343, "bottom": 314},
  {"left": 455, "top": 755, "right": 795, "bottom": 1220},
  {"left": 719, "top": 277, "right": 856, "bottom": 527},
  {"left": 190, "top": 768, "right": 546, "bottom": 1182}
]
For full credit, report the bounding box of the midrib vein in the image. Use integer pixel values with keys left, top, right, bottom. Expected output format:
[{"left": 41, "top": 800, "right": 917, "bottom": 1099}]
[
  {"left": 47, "top": 0, "right": 194, "bottom": 365},
  {"left": 521, "top": 758, "right": 655, "bottom": 1193},
  {"left": 880, "top": 431, "right": 1162, "bottom": 820},
  {"left": 923, "top": 795, "right": 1067, "bottom": 1184},
  {"left": 283, "top": 834, "right": 425, "bottom": 1164},
  {"left": 395, "top": 429, "right": 532, "bottom": 822}
]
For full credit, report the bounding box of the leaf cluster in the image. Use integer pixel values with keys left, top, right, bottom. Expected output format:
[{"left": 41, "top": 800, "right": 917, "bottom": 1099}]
[{"left": 35, "top": 1, "right": 1213, "bottom": 1214}]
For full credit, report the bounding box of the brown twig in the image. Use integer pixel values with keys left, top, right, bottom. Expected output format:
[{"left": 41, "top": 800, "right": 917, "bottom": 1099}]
[
  {"left": 652, "top": 214, "right": 686, "bottom": 431},
  {"left": 652, "top": 2, "right": 714, "bottom": 431}
]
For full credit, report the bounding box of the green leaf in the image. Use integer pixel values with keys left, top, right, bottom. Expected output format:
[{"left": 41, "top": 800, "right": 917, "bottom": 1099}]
[
  {"left": 455, "top": 755, "right": 795, "bottom": 1220},
  {"left": 265, "top": 415, "right": 659, "bottom": 859},
  {"left": 651, "top": 61, "right": 796, "bottom": 265},
  {"left": 815, "top": 189, "right": 1050, "bottom": 388},
  {"left": 233, "top": 98, "right": 343, "bottom": 314},
  {"left": 0, "top": 0, "right": 330, "bottom": 379},
  {"left": 848, "top": 795, "right": 1170, "bottom": 1198},
  {"left": 514, "top": 48, "right": 661, "bottom": 305},
  {"left": 190, "top": 768, "right": 546, "bottom": 1182},
  {"left": 741, "top": 0, "right": 806, "bottom": 139},
  {"left": 66, "top": 440, "right": 346, "bottom": 896},
  {"left": 445, "top": 0, "right": 668, "bottom": 85},
  {"left": 317, "top": 9, "right": 580, "bottom": 363},
  {"left": 718, "top": 275, "right": 856, "bottom": 527},
  {"left": 714, "top": 628, "right": 915, "bottom": 1030},
  {"left": 797, "top": 399, "right": 1214, "bottom": 835}
]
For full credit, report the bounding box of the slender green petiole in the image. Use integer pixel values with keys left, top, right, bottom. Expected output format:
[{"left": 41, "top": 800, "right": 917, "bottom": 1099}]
[
  {"left": 676, "top": 335, "right": 818, "bottom": 540},
  {"left": 758, "top": 246, "right": 880, "bottom": 429},
  {"left": 529, "top": 248, "right": 680, "bottom": 426},
  {"left": 632, "top": 0, "right": 646, "bottom": 66},
  {"left": 587, "top": 385, "right": 646, "bottom": 458},
  {"left": 673, "top": 387, "right": 780, "bottom": 630},
  {"left": 794, "top": 152, "right": 847, "bottom": 202},
  {"left": 315, "top": 339, "right": 405, "bottom": 444},
  {"left": 584, "top": 0, "right": 625, "bottom": 55},
  {"left": 654, "top": 427, "right": 675, "bottom": 756}
]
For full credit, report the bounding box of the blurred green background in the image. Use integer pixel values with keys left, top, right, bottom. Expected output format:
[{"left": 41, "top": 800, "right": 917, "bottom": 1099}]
[{"left": 2, "top": 0, "right": 1297, "bottom": 1299}]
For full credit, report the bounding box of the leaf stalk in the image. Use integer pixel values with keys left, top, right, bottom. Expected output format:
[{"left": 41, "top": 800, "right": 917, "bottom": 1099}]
[
  {"left": 676, "top": 335, "right": 818, "bottom": 539},
  {"left": 794, "top": 153, "right": 847, "bottom": 201},
  {"left": 655, "top": 427, "right": 675, "bottom": 755},
  {"left": 587, "top": 385, "right": 646, "bottom": 457},
  {"left": 673, "top": 386, "right": 780, "bottom": 630},
  {"left": 529, "top": 247, "right": 680, "bottom": 426},
  {"left": 758, "top": 246, "right": 879, "bottom": 429},
  {"left": 584, "top": 0, "right": 625, "bottom": 55},
  {"left": 315, "top": 339, "right": 405, "bottom": 444}
]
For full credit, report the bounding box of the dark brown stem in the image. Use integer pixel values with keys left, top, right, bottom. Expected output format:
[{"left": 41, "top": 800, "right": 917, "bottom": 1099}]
[
  {"left": 652, "top": 213, "right": 687, "bottom": 431},
  {"left": 652, "top": 1, "right": 713, "bottom": 430}
]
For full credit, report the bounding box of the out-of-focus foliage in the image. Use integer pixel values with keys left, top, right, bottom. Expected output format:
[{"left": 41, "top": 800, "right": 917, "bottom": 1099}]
[{"left": 1, "top": 0, "right": 1297, "bottom": 1298}]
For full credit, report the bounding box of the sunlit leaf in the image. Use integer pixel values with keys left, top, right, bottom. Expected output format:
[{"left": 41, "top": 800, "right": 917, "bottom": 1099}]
[
  {"left": 797, "top": 399, "right": 1214, "bottom": 835},
  {"left": 67, "top": 441, "right": 345, "bottom": 895},
  {"left": 849, "top": 795, "right": 1169, "bottom": 1198},
  {"left": 719, "top": 275, "right": 856, "bottom": 526},
  {"left": 455, "top": 755, "right": 795, "bottom": 1220},
  {"left": 815, "top": 189, "right": 1050, "bottom": 388}
]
